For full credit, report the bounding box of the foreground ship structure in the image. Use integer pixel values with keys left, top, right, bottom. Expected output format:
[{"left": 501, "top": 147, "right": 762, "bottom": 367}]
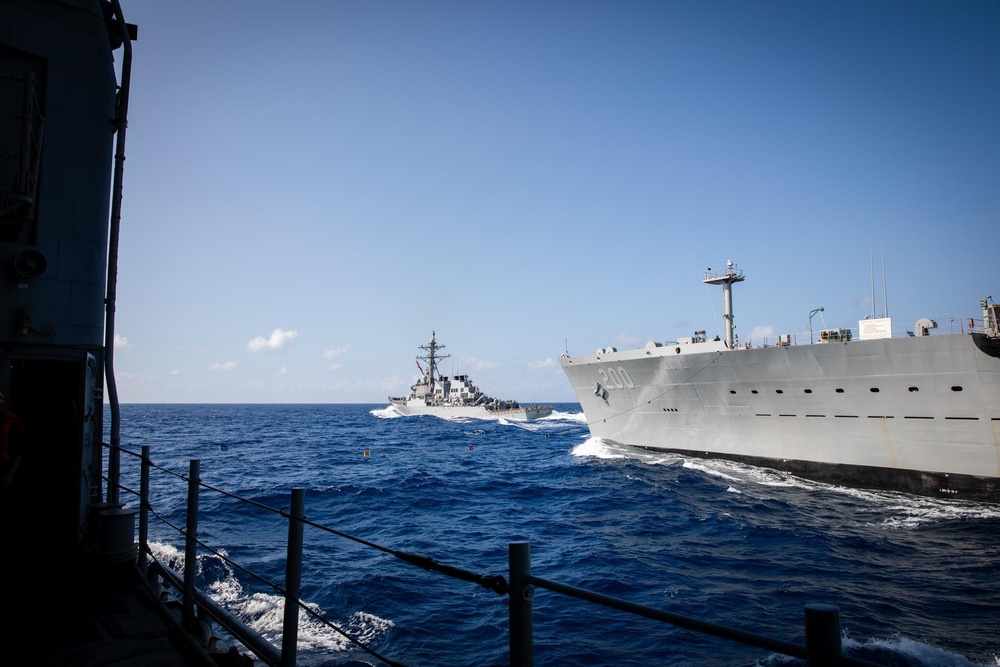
[
  {"left": 560, "top": 261, "right": 1000, "bottom": 502},
  {"left": 1, "top": 1, "right": 237, "bottom": 663},
  {"left": 391, "top": 332, "right": 554, "bottom": 421},
  {"left": 1, "top": 0, "right": 131, "bottom": 555}
]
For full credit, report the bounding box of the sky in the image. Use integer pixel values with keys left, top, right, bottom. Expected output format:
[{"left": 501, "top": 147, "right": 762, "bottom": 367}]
[{"left": 109, "top": 1, "right": 1000, "bottom": 404}]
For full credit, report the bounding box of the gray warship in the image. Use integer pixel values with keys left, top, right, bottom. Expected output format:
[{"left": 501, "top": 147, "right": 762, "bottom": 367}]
[
  {"left": 390, "top": 332, "right": 554, "bottom": 421},
  {"left": 560, "top": 261, "right": 1000, "bottom": 502}
]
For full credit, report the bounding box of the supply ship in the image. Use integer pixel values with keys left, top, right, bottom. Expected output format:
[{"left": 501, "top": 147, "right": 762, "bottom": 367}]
[
  {"left": 390, "top": 332, "right": 554, "bottom": 421},
  {"left": 559, "top": 261, "right": 1000, "bottom": 502}
]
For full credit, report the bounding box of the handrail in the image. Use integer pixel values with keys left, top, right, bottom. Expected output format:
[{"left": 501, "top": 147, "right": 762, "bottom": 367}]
[
  {"left": 113, "top": 445, "right": 408, "bottom": 667},
  {"left": 105, "top": 442, "right": 884, "bottom": 667},
  {"left": 737, "top": 316, "right": 980, "bottom": 350},
  {"left": 509, "top": 541, "right": 878, "bottom": 667},
  {"left": 151, "top": 557, "right": 281, "bottom": 666},
  {"left": 525, "top": 573, "right": 804, "bottom": 657}
]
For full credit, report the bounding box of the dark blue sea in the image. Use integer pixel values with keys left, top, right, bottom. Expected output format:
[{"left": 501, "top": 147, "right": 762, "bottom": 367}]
[{"left": 105, "top": 404, "right": 999, "bottom": 667}]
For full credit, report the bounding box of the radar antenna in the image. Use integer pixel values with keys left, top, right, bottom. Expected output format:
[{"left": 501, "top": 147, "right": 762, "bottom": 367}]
[{"left": 417, "top": 331, "right": 450, "bottom": 383}]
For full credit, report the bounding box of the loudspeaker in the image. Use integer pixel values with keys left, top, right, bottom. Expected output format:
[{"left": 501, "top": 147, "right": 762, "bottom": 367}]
[{"left": 13, "top": 249, "right": 47, "bottom": 278}]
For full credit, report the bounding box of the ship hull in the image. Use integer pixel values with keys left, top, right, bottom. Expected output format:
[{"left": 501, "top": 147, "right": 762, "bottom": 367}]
[
  {"left": 390, "top": 400, "right": 553, "bottom": 421},
  {"left": 560, "top": 333, "right": 1000, "bottom": 502}
]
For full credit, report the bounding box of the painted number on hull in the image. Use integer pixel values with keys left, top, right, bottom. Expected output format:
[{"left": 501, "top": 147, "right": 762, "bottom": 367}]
[{"left": 598, "top": 367, "right": 634, "bottom": 390}]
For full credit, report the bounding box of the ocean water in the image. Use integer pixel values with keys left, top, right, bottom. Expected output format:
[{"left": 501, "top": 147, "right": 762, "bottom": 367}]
[{"left": 105, "top": 404, "right": 1000, "bottom": 667}]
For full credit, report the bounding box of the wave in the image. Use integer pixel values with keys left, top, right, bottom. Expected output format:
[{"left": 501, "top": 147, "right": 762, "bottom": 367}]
[
  {"left": 840, "top": 633, "right": 998, "bottom": 667},
  {"left": 550, "top": 408, "right": 586, "bottom": 422},
  {"left": 570, "top": 437, "right": 628, "bottom": 459},
  {"left": 370, "top": 405, "right": 399, "bottom": 419},
  {"left": 149, "top": 542, "right": 394, "bottom": 663},
  {"left": 689, "top": 458, "right": 1000, "bottom": 528},
  {"left": 571, "top": 439, "right": 1000, "bottom": 529},
  {"left": 749, "top": 632, "right": 994, "bottom": 666}
]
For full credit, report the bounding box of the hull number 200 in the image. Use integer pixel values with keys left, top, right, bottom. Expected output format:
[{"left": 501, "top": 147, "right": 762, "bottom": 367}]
[{"left": 598, "top": 366, "right": 635, "bottom": 390}]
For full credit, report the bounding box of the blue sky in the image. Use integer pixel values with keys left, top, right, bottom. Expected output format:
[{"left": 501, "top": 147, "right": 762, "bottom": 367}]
[{"left": 111, "top": 1, "right": 1000, "bottom": 404}]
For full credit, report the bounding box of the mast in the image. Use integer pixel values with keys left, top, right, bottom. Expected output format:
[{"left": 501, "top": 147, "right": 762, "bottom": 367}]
[
  {"left": 703, "top": 260, "right": 745, "bottom": 349},
  {"left": 869, "top": 239, "right": 876, "bottom": 319},
  {"left": 418, "top": 331, "right": 449, "bottom": 383},
  {"left": 881, "top": 242, "right": 888, "bottom": 318}
]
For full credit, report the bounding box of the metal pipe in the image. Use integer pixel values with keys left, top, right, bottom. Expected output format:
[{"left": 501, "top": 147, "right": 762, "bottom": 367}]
[
  {"left": 525, "top": 573, "right": 804, "bottom": 659},
  {"left": 105, "top": 0, "right": 133, "bottom": 506},
  {"left": 809, "top": 308, "right": 824, "bottom": 345},
  {"left": 17, "top": 73, "right": 33, "bottom": 192},
  {"left": 721, "top": 281, "right": 733, "bottom": 348}
]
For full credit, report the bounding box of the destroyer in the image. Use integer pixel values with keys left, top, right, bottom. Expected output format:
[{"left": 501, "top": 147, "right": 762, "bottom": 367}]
[
  {"left": 390, "top": 332, "right": 554, "bottom": 421},
  {"left": 560, "top": 261, "right": 1000, "bottom": 502}
]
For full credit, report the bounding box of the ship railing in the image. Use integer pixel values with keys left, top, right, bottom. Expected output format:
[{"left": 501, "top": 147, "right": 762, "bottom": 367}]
[
  {"left": 743, "top": 315, "right": 979, "bottom": 349},
  {"left": 108, "top": 443, "right": 883, "bottom": 667}
]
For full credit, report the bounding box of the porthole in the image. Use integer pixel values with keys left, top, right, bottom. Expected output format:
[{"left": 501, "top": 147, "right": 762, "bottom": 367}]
[
  {"left": 870, "top": 388, "right": 880, "bottom": 393},
  {"left": 951, "top": 386, "right": 963, "bottom": 392},
  {"left": 803, "top": 389, "right": 813, "bottom": 394},
  {"left": 775, "top": 389, "right": 784, "bottom": 394},
  {"left": 675, "top": 347, "right": 681, "bottom": 354},
  {"left": 729, "top": 390, "right": 736, "bottom": 395},
  {"left": 908, "top": 387, "right": 919, "bottom": 392},
  {"left": 751, "top": 390, "right": 759, "bottom": 395},
  {"left": 836, "top": 388, "right": 845, "bottom": 394}
]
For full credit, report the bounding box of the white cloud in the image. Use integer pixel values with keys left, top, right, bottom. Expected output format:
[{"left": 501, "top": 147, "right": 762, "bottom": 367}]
[
  {"left": 114, "top": 333, "right": 133, "bottom": 349},
  {"left": 746, "top": 326, "right": 776, "bottom": 344},
  {"left": 363, "top": 376, "right": 409, "bottom": 392},
  {"left": 116, "top": 372, "right": 155, "bottom": 385},
  {"left": 469, "top": 357, "right": 501, "bottom": 371},
  {"left": 528, "top": 358, "right": 555, "bottom": 371},
  {"left": 324, "top": 363, "right": 344, "bottom": 372},
  {"left": 610, "top": 331, "right": 642, "bottom": 348},
  {"left": 169, "top": 369, "right": 180, "bottom": 376},
  {"left": 209, "top": 361, "right": 237, "bottom": 371},
  {"left": 275, "top": 367, "right": 289, "bottom": 376},
  {"left": 322, "top": 346, "right": 349, "bottom": 360},
  {"left": 248, "top": 329, "right": 298, "bottom": 353}
]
